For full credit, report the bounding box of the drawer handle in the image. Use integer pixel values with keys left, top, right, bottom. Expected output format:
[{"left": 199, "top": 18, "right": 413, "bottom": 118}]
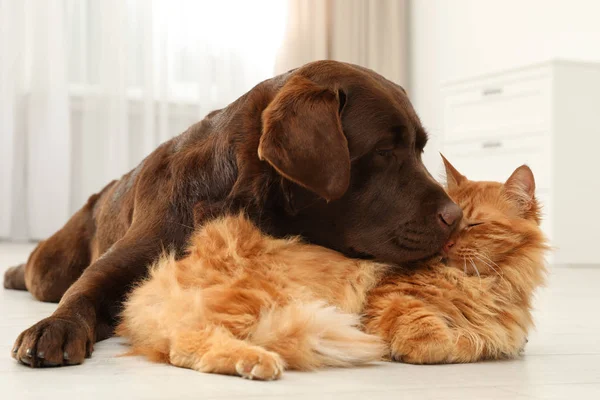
[
  {"left": 482, "top": 88, "right": 503, "bottom": 96},
  {"left": 482, "top": 141, "right": 502, "bottom": 149}
]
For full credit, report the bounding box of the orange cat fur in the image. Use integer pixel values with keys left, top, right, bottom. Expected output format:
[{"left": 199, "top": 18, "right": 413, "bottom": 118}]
[
  {"left": 116, "top": 215, "right": 389, "bottom": 380},
  {"left": 117, "top": 158, "right": 548, "bottom": 379},
  {"left": 363, "top": 157, "right": 548, "bottom": 364}
]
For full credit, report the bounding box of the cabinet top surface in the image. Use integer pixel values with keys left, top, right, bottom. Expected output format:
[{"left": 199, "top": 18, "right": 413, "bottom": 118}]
[{"left": 442, "top": 59, "right": 600, "bottom": 88}]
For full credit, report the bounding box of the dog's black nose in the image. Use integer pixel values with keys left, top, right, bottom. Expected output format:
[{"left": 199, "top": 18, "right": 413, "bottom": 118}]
[{"left": 438, "top": 202, "right": 462, "bottom": 229}]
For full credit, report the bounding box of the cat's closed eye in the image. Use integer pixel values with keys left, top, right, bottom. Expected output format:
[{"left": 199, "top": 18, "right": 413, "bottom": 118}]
[{"left": 465, "top": 222, "right": 484, "bottom": 230}]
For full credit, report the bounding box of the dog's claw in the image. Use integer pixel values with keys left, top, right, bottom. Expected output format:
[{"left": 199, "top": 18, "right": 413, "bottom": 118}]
[
  {"left": 43, "top": 361, "right": 60, "bottom": 367},
  {"left": 13, "top": 315, "right": 92, "bottom": 368}
]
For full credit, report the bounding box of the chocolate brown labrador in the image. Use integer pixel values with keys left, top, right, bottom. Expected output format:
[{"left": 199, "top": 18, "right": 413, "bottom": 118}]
[{"left": 4, "top": 60, "right": 462, "bottom": 367}]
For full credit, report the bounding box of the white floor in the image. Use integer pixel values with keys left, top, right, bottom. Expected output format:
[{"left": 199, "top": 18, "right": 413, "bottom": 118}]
[{"left": 1, "top": 242, "right": 599, "bottom": 400}]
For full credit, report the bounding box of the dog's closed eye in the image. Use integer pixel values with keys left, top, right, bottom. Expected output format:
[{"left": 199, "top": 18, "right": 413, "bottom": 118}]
[{"left": 376, "top": 148, "right": 394, "bottom": 157}]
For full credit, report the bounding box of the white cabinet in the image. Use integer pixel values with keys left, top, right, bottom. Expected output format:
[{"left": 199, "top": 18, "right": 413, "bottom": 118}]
[{"left": 442, "top": 60, "right": 600, "bottom": 266}]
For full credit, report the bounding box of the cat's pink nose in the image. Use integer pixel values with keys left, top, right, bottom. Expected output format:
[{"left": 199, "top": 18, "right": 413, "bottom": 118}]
[
  {"left": 438, "top": 202, "right": 462, "bottom": 230},
  {"left": 443, "top": 239, "right": 455, "bottom": 254}
]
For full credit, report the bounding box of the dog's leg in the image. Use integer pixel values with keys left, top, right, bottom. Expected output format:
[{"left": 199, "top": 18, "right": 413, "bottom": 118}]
[
  {"left": 4, "top": 264, "right": 26, "bottom": 290},
  {"left": 4, "top": 190, "right": 101, "bottom": 302},
  {"left": 170, "top": 325, "right": 284, "bottom": 381},
  {"left": 11, "top": 226, "right": 163, "bottom": 368}
]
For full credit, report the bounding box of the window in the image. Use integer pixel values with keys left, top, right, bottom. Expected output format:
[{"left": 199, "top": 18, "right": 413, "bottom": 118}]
[{"left": 64, "top": 0, "right": 287, "bottom": 106}]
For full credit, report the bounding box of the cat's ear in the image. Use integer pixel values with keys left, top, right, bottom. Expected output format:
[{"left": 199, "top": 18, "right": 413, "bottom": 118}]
[
  {"left": 504, "top": 165, "right": 536, "bottom": 212},
  {"left": 441, "top": 154, "right": 466, "bottom": 190}
]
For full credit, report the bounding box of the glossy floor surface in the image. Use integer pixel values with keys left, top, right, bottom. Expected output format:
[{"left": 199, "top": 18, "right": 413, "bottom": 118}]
[{"left": 1, "top": 242, "right": 599, "bottom": 399}]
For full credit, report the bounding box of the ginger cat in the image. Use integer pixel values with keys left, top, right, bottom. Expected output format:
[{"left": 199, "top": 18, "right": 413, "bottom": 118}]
[
  {"left": 363, "top": 157, "right": 548, "bottom": 364},
  {"left": 117, "top": 158, "right": 548, "bottom": 379},
  {"left": 117, "top": 217, "right": 389, "bottom": 380}
]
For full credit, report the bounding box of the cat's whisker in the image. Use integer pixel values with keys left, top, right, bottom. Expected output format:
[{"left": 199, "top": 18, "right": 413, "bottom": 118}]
[
  {"left": 463, "top": 257, "right": 467, "bottom": 275},
  {"left": 475, "top": 255, "right": 500, "bottom": 276},
  {"left": 475, "top": 254, "right": 507, "bottom": 286},
  {"left": 175, "top": 221, "right": 195, "bottom": 230},
  {"left": 479, "top": 252, "right": 501, "bottom": 270},
  {"left": 380, "top": 234, "right": 396, "bottom": 246},
  {"left": 469, "top": 257, "right": 482, "bottom": 288}
]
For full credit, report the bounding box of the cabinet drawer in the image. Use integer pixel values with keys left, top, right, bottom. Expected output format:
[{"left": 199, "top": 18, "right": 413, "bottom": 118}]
[
  {"left": 442, "top": 135, "right": 551, "bottom": 190},
  {"left": 444, "top": 77, "right": 550, "bottom": 142}
]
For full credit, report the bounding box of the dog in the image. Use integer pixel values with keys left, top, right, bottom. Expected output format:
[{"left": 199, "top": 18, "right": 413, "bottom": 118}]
[{"left": 4, "top": 60, "right": 462, "bottom": 367}]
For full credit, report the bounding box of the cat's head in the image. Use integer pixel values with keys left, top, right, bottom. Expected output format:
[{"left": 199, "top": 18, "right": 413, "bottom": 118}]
[{"left": 440, "top": 155, "right": 547, "bottom": 278}]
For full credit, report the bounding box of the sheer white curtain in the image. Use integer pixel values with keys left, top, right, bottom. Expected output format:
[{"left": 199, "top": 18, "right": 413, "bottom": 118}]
[
  {"left": 329, "top": 0, "right": 407, "bottom": 85},
  {"left": 0, "top": 0, "right": 286, "bottom": 241},
  {"left": 275, "top": 0, "right": 408, "bottom": 85}
]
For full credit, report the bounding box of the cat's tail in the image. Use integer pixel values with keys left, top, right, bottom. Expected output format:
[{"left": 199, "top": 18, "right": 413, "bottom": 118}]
[{"left": 249, "top": 301, "right": 385, "bottom": 371}]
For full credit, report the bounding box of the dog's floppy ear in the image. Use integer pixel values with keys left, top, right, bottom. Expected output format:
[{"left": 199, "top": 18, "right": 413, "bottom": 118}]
[{"left": 258, "top": 75, "right": 350, "bottom": 202}]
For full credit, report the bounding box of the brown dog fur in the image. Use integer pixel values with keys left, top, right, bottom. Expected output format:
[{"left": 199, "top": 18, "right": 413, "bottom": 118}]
[
  {"left": 118, "top": 159, "right": 547, "bottom": 379},
  {"left": 6, "top": 61, "right": 461, "bottom": 368}
]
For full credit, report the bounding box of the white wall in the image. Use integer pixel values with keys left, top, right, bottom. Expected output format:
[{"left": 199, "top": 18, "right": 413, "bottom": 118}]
[{"left": 409, "top": 0, "right": 600, "bottom": 176}]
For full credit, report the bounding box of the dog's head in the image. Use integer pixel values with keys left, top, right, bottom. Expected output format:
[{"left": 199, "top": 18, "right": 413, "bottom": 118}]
[{"left": 258, "top": 61, "right": 461, "bottom": 264}]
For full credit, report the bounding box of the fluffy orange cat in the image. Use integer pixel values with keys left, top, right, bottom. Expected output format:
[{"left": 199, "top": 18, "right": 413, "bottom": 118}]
[
  {"left": 117, "top": 217, "right": 388, "bottom": 380},
  {"left": 117, "top": 158, "right": 548, "bottom": 380},
  {"left": 363, "top": 157, "right": 548, "bottom": 364}
]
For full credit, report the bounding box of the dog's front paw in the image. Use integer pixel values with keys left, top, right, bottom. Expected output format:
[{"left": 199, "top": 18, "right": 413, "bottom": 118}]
[{"left": 12, "top": 316, "right": 93, "bottom": 367}]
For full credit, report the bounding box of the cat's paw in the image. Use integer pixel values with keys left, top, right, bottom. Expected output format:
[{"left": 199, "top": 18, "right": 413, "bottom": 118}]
[
  {"left": 501, "top": 336, "right": 529, "bottom": 358},
  {"left": 169, "top": 330, "right": 285, "bottom": 380},
  {"left": 519, "top": 337, "right": 529, "bottom": 353},
  {"left": 234, "top": 348, "right": 284, "bottom": 381},
  {"left": 389, "top": 316, "right": 454, "bottom": 364},
  {"left": 193, "top": 345, "right": 285, "bottom": 380}
]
